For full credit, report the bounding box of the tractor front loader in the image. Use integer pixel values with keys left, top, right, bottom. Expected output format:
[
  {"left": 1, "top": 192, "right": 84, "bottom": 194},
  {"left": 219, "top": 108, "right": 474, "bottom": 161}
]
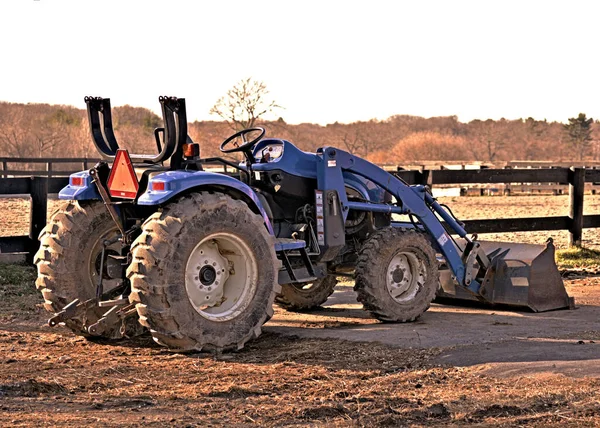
[{"left": 35, "top": 96, "right": 573, "bottom": 352}]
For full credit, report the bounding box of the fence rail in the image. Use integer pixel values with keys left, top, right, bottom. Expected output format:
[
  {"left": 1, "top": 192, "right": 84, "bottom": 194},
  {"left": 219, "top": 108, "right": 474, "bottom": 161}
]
[
  {"left": 0, "top": 157, "right": 102, "bottom": 178},
  {"left": 393, "top": 167, "right": 598, "bottom": 245},
  {"left": 0, "top": 166, "right": 598, "bottom": 262}
]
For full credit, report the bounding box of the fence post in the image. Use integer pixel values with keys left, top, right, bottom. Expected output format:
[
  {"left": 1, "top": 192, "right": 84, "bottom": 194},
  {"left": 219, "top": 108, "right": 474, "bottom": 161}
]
[
  {"left": 1, "top": 161, "right": 6, "bottom": 178},
  {"left": 28, "top": 176, "right": 48, "bottom": 261},
  {"left": 569, "top": 167, "right": 585, "bottom": 247},
  {"left": 46, "top": 161, "right": 53, "bottom": 178},
  {"left": 417, "top": 169, "right": 431, "bottom": 187}
]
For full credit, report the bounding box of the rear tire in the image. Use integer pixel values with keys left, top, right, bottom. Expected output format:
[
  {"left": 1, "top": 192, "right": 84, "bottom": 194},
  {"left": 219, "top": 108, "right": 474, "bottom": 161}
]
[
  {"left": 34, "top": 200, "right": 144, "bottom": 339},
  {"left": 275, "top": 276, "right": 338, "bottom": 311},
  {"left": 355, "top": 228, "right": 438, "bottom": 322},
  {"left": 127, "top": 192, "right": 279, "bottom": 352}
]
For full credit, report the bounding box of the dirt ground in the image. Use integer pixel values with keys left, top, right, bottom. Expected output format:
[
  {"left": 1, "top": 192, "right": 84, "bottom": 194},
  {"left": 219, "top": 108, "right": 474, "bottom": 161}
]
[{"left": 1, "top": 196, "right": 600, "bottom": 426}]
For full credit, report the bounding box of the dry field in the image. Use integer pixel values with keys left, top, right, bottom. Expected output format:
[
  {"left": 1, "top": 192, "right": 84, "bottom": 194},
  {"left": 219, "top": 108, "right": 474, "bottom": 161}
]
[{"left": 0, "top": 195, "right": 599, "bottom": 426}]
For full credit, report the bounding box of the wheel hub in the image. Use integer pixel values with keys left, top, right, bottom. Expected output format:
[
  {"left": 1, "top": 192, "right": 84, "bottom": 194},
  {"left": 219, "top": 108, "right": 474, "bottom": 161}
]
[
  {"left": 387, "top": 252, "right": 425, "bottom": 303},
  {"left": 391, "top": 267, "right": 405, "bottom": 284},
  {"left": 89, "top": 229, "right": 122, "bottom": 294},
  {"left": 200, "top": 265, "right": 217, "bottom": 285},
  {"left": 187, "top": 240, "right": 230, "bottom": 309}
]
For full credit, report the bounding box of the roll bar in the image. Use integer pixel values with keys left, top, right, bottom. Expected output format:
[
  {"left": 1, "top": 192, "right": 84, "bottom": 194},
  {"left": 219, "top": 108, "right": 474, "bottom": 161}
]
[{"left": 84, "top": 95, "right": 187, "bottom": 167}]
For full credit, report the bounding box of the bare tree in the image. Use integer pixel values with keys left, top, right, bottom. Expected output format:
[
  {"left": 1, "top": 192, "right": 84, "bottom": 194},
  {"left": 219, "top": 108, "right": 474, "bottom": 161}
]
[
  {"left": 210, "top": 78, "right": 282, "bottom": 131},
  {"left": 33, "top": 119, "right": 66, "bottom": 156},
  {"left": 0, "top": 106, "right": 30, "bottom": 157}
]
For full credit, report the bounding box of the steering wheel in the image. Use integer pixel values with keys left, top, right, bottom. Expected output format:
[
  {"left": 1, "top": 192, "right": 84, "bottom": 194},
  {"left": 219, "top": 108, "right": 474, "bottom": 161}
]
[{"left": 220, "top": 127, "right": 265, "bottom": 154}]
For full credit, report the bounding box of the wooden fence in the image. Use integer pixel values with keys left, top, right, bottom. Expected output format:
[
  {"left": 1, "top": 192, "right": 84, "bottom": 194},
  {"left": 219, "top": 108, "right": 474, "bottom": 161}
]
[
  {"left": 393, "top": 167, "right": 599, "bottom": 246},
  {"left": 0, "top": 167, "right": 599, "bottom": 262},
  {"left": 0, "top": 157, "right": 101, "bottom": 178}
]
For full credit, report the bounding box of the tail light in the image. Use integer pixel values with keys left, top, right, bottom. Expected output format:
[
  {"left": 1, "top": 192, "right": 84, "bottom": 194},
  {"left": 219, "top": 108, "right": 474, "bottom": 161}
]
[
  {"left": 151, "top": 181, "right": 166, "bottom": 191},
  {"left": 70, "top": 176, "right": 84, "bottom": 187}
]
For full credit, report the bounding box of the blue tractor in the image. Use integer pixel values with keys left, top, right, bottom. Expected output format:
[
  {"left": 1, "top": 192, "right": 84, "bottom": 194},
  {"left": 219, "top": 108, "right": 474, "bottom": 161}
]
[{"left": 35, "top": 96, "right": 572, "bottom": 351}]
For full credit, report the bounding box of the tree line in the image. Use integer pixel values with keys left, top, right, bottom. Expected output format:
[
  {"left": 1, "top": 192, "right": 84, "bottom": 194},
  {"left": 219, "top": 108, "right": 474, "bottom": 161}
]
[{"left": 0, "top": 100, "right": 596, "bottom": 165}]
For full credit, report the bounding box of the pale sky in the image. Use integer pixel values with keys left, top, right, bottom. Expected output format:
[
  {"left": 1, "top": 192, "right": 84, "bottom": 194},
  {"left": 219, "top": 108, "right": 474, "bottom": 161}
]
[{"left": 1, "top": 0, "right": 599, "bottom": 125}]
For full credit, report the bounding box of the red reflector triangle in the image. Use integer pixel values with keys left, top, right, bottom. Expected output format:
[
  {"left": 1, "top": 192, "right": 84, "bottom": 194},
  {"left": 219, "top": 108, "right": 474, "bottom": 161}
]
[{"left": 107, "top": 149, "right": 139, "bottom": 199}]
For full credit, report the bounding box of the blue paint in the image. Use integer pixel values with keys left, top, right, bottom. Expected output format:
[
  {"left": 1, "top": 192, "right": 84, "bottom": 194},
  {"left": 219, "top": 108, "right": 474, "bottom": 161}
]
[
  {"left": 138, "top": 170, "right": 274, "bottom": 235},
  {"left": 252, "top": 138, "right": 319, "bottom": 179},
  {"left": 58, "top": 171, "right": 100, "bottom": 200},
  {"left": 313, "top": 146, "right": 471, "bottom": 289},
  {"left": 274, "top": 240, "right": 306, "bottom": 251},
  {"left": 252, "top": 139, "right": 386, "bottom": 203}
]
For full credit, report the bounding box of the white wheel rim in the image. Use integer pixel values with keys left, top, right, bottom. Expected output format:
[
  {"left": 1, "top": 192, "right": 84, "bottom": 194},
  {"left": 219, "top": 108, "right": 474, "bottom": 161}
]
[
  {"left": 185, "top": 232, "right": 258, "bottom": 322},
  {"left": 386, "top": 251, "right": 425, "bottom": 303}
]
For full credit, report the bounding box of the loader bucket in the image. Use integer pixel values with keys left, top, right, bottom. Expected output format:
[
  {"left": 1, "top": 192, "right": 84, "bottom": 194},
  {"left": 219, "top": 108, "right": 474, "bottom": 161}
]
[{"left": 437, "top": 239, "right": 574, "bottom": 312}]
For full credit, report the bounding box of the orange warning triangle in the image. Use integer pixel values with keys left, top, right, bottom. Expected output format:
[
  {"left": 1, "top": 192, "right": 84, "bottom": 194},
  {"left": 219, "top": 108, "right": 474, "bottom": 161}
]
[{"left": 107, "top": 149, "right": 139, "bottom": 199}]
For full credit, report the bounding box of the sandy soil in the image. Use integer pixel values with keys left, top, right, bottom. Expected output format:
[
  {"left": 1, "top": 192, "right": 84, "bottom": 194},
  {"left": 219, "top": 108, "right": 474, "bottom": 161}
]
[{"left": 1, "top": 196, "right": 600, "bottom": 426}]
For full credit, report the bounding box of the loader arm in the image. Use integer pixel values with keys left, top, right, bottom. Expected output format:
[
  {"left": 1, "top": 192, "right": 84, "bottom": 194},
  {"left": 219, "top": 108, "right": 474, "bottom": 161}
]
[{"left": 316, "top": 146, "right": 478, "bottom": 293}]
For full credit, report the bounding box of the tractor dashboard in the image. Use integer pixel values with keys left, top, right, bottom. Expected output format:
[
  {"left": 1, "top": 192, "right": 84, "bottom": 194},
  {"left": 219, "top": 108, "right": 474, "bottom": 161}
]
[{"left": 257, "top": 142, "right": 284, "bottom": 163}]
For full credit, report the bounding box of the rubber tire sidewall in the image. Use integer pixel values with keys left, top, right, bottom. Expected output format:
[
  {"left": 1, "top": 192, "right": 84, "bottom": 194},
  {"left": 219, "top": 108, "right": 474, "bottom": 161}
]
[
  {"left": 355, "top": 228, "right": 438, "bottom": 322},
  {"left": 276, "top": 275, "right": 338, "bottom": 311},
  {"left": 35, "top": 200, "right": 143, "bottom": 338},
  {"left": 129, "top": 192, "right": 278, "bottom": 351}
]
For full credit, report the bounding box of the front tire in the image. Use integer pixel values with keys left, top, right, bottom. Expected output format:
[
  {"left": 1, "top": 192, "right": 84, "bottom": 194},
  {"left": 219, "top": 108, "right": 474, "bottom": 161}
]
[
  {"left": 275, "top": 276, "right": 338, "bottom": 311},
  {"left": 355, "top": 228, "right": 438, "bottom": 322},
  {"left": 127, "top": 192, "right": 279, "bottom": 352}
]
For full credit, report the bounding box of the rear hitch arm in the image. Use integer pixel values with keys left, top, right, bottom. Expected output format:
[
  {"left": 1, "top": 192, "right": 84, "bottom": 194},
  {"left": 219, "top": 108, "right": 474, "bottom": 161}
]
[
  {"left": 48, "top": 298, "right": 97, "bottom": 327},
  {"left": 87, "top": 303, "right": 137, "bottom": 337}
]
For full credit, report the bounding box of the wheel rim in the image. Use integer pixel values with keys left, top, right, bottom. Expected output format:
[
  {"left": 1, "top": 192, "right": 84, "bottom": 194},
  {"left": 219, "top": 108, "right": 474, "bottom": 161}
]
[
  {"left": 185, "top": 232, "right": 258, "bottom": 322},
  {"left": 88, "top": 227, "right": 122, "bottom": 295},
  {"left": 386, "top": 251, "right": 425, "bottom": 303}
]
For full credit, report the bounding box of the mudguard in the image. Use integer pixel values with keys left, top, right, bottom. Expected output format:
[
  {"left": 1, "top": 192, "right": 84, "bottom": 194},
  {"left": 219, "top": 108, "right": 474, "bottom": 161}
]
[
  {"left": 58, "top": 171, "right": 100, "bottom": 200},
  {"left": 138, "top": 170, "right": 275, "bottom": 235}
]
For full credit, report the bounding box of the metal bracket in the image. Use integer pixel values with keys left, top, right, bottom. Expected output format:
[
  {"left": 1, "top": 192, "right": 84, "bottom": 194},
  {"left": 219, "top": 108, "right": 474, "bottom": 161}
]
[
  {"left": 48, "top": 297, "right": 97, "bottom": 327},
  {"left": 87, "top": 303, "right": 137, "bottom": 336}
]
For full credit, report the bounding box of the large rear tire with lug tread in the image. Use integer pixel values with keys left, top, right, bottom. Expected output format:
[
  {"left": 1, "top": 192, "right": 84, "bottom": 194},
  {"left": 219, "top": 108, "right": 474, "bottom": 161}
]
[
  {"left": 355, "top": 227, "right": 438, "bottom": 322},
  {"left": 127, "top": 192, "right": 279, "bottom": 352},
  {"left": 275, "top": 276, "right": 338, "bottom": 311},
  {"left": 34, "top": 200, "right": 144, "bottom": 339}
]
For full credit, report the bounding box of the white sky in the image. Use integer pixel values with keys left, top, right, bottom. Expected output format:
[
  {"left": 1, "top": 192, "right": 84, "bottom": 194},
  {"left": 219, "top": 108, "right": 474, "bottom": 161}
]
[{"left": 1, "top": 0, "right": 599, "bottom": 125}]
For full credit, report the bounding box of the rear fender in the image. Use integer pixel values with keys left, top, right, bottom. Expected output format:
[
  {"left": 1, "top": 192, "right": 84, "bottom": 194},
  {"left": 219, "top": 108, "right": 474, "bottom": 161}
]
[
  {"left": 137, "top": 170, "right": 274, "bottom": 235},
  {"left": 58, "top": 171, "right": 100, "bottom": 200}
]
